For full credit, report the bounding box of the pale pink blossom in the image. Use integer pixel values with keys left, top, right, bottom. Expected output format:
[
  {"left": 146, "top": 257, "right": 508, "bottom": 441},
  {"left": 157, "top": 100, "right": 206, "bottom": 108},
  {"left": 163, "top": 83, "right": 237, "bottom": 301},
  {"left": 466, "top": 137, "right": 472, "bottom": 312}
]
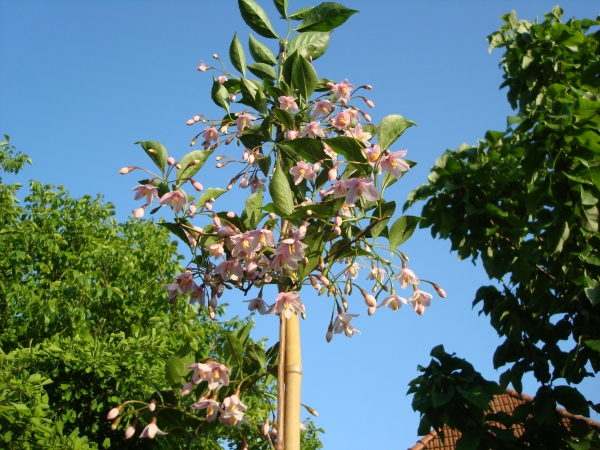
[
  {"left": 333, "top": 312, "right": 360, "bottom": 337},
  {"left": 163, "top": 270, "right": 196, "bottom": 300},
  {"left": 197, "top": 60, "right": 209, "bottom": 71},
  {"left": 311, "top": 100, "right": 335, "bottom": 119},
  {"left": 124, "top": 420, "right": 137, "bottom": 439},
  {"left": 343, "top": 178, "right": 379, "bottom": 204},
  {"left": 323, "top": 142, "right": 337, "bottom": 159},
  {"left": 159, "top": 190, "right": 186, "bottom": 214},
  {"left": 379, "top": 293, "right": 407, "bottom": 311},
  {"left": 345, "top": 123, "right": 372, "bottom": 146},
  {"left": 364, "top": 144, "right": 381, "bottom": 167},
  {"left": 250, "top": 177, "right": 266, "bottom": 193},
  {"left": 205, "top": 243, "right": 224, "bottom": 260},
  {"left": 286, "top": 130, "right": 300, "bottom": 140},
  {"left": 268, "top": 291, "right": 306, "bottom": 319},
  {"left": 333, "top": 111, "right": 352, "bottom": 129},
  {"left": 278, "top": 96, "right": 299, "bottom": 112},
  {"left": 300, "top": 121, "right": 326, "bottom": 138},
  {"left": 214, "top": 260, "right": 244, "bottom": 282},
  {"left": 189, "top": 284, "right": 206, "bottom": 307},
  {"left": 290, "top": 161, "right": 317, "bottom": 185},
  {"left": 236, "top": 112, "right": 257, "bottom": 133},
  {"left": 139, "top": 418, "right": 167, "bottom": 439},
  {"left": 275, "top": 237, "right": 308, "bottom": 269},
  {"left": 380, "top": 150, "right": 410, "bottom": 178},
  {"left": 396, "top": 265, "right": 419, "bottom": 289},
  {"left": 332, "top": 79, "right": 354, "bottom": 101},
  {"left": 220, "top": 395, "right": 248, "bottom": 428},
  {"left": 343, "top": 263, "right": 363, "bottom": 280},
  {"left": 327, "top": 180, "right": 347, "bottom": 199},
  {"left": 229, "top": 232, "right": 257, "bottom": 259},
  {"left": 107, "top": 407, "right": 120, "bottom": 420},
  {"left": 248, "top": 229, "right": 275, "bottom": 249},
  {"left": 190, "top": 397, "right": 222, "bottom": 421},
  {"left": 132, "top": 184, "right": 159, "bottom": 205},
  {"left": 367, "top": 266, "right": 386, "bottom": 282},
  {"left": 187, "top": 361, "right": 231, "bottom": 390},
  {"left": 202, "top": 127, "right": 219, "bottom": 143},
  {"left": 245, "top": 296, "right": 267, "bottom": 314},
  {"left": 409, "top": 289, "right": 433, "bottom": 315}
]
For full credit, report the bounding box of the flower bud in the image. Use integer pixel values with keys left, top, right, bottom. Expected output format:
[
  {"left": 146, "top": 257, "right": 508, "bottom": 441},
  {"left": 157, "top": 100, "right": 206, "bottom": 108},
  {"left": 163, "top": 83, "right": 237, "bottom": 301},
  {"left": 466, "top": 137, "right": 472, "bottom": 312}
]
[
  {"left": 119, "top": 166, "right": 134, "bottom": 174},
  {"left": 326, "top": 82, "right": 335, "bottom": 89},
  {"left": 190, "top": 137, "right": 197, "bottom": 146},
  {"left": 124, "top": 420, "right": 137, "bottom": 439},
  {"left": 212, "top": 54, "right": 219, "bottom": 59},
  {"left": 364, "top": 98, "right": 374, "bottom": 108},
  {"left": 361, "top": 289, "right": 377, "bottom": 308},
  {"left": 186, "top": 119, "right": 195, "bottom": 126},
  {"left": 111, "top": 415, "right": 121, "bottom": 430},
  {"left": 181, "top": 381, "right": 194, "bottom": 396},
  {"left": 226, "top": 211, "right": 235, "bottom": 218},
  {"left": 229, "top": 93, "right": 237, "bottom": 103},
  {"left": 148, "top": 399, "right": 156, "bottom": 412},
  {"left": 261, "top": 420, "right": 270, "bottom": 439},
  {"left": 333, "top": 226, "right": 341, "bottom": 235},
  {"left": 213, "top": 214, "right": 221, "bottom": 229},
  {"left": 107, "top": 406, "right": 121, "bottom": 420},
  {"left": 319, "top": 189, "right": 328, "bottom": 198},
  {"left": 313, "top": 161, "right": 321, "bottom": 172},
  {"left": 364, "top": 84, "right": 372, "bottom": 90},
  {"left": 339, "top": 97, "right": 348, "bottom": 106},
  {"left": 269, "top": 213, "right": 276, "bottom": 220},
  {"left": 218, "top": 75, "right": 227, "bottom": 84},
  {"left": 225, "top": 136, "right": 235, "bottom": 145},
  {"left": 306, "top": 406, "right": 318, "bottom": 417},
  {"left": 433, "top": 284, "right": 446, "bottom": 298},
  {"left": 328, "top": 164, "right": 338, "bottom": 182},
  {"left": 367, "top": 305, "right": 376, "bottom": 316},
  {"left": 204, "top": 201, "right": 213, "bottom": 211},
  {"left": 209, "top": 306, "right": 216, "bottom": 320},
  {"left": 334, "top": 215, "right": 342, "bottom": 227},
  {"left": 190, "top": 179, "right": 203, "bottom": 191},
  {"left": 342, "top": 298, "right": 349, "bottom": 310},
  {"left": 325, "top": 325, "right": 333, "bottom": 343},
  {"left": 318, "top": 257, "right": 325, "bottom": 271},
  {"left": 317, "top": 275, "right": 330, "bottom": 287},
  {"left": 133, "top": 206, "right": 145, "bottom": 218},
  {"left": 193, "top": 115, "right": 201, "bottom": 122}
]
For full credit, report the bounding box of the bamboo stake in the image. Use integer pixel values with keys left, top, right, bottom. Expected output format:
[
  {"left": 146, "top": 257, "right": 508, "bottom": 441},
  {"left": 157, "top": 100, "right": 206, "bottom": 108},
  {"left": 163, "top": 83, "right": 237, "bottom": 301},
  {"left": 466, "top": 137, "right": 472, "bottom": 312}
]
[
  {"left": 284, "top": 311, "right": 302, "bottom": 450},
  {"left": 277, "top": 313, "right": 287, "bottom": 450}
]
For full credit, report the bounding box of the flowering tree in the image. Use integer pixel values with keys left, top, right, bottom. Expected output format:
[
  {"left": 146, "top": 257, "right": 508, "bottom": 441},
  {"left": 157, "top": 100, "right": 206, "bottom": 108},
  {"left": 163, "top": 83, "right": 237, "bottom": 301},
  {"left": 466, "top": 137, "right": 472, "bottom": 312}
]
[{"left": 117, "top": 1, "right": 443, "bottom": 448}]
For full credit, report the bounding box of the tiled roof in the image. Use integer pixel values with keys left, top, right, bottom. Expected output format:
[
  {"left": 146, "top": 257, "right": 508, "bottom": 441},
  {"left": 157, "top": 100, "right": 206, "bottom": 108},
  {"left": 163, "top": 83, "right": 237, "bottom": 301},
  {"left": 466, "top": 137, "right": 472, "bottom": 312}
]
[{"left": 407, "top": 388, "right": 600, "bottom": 450}]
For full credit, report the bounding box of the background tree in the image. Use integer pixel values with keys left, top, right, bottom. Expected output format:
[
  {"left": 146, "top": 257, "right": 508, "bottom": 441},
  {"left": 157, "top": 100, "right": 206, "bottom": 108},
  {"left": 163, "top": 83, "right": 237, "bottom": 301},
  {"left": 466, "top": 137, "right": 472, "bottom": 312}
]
[
  {"left": 406, "top": 7, "right": 600, "bottom": 449},
  {"left": 0, "top": 137, "right": 322, "bottom": 449}
]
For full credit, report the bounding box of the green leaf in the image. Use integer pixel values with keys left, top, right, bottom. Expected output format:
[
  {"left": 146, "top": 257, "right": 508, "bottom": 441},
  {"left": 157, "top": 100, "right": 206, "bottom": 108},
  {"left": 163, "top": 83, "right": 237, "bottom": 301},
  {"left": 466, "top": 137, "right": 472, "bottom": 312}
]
[
  {"left": 322, "top": 137, "right": 368, "bottom": 173},
  {"left": 165, "top": 342, "right": 195, "bottom": 392},
  {"left": 211, "top": 77, "right": 230, "bottom": 112},
  {"left": 273, "top": 108, "right": 295, "bottom": 130},
  {"left": 241, "top": 189, "right": 264, "bottom": 230},
  {"left": 282, "top": 50, "right": 298, "bottom": 86},
  {"left": 273, "top": 0, "right": 287, "bottom": 18},
  {"left": 248, "top": 33, "right": 278, "bottom": 66},
  {"left": 288, "top": 31, "right": 331, "bottom": 60},
  {"left": 269, "top": 159, "right": 295, "bottom": 217},
  {"left": 197, "top": 187, "right": 227, "bottom": 206},
  {"left": 176, "top": 150, "right": 215, "bottom": 185},
  {"left": 159, "top": 222, "right": 192, "bottom": 249},
  {"left": 278, "top": 138, "right": 326, "bottom": 163},
  {"left": 431, "top": 385, "right": 454, "bottom": 407},
  {"left": 388, "top": 215, "right": 422, "bottom": 250},
  {"left": 585, "top": 286, "right": 600, "bottom": 307},
  {"left": 296, "top": 2, "right": 358, "bottom": 32},
  {"left": 135, "top": 141, "right": 168, "bottom": 172},
  {"left": 229, "top": 32, "right": 246, "bottom": 76},
  {"left": 378, "top": 114, "right": 416, "bottom": 151},
  {"left": 289, "top": 6, "right": 314, "bottom": 20},
  {"left": 238, "top": 0, "right": 279, "bottom": 39},
  {"left": 247, "top": 62, "right": 277, "bottom": 80},
  {"left": 292, "top": 56, "right": 318, "bottom": 101}
]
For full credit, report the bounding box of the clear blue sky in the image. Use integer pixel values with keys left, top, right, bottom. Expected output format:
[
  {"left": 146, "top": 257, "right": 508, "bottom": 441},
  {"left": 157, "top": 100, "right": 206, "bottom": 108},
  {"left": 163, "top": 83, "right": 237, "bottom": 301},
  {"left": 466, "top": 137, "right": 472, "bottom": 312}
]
[{"left": 2, "top": 1, "right": 599, "bottom": 449}]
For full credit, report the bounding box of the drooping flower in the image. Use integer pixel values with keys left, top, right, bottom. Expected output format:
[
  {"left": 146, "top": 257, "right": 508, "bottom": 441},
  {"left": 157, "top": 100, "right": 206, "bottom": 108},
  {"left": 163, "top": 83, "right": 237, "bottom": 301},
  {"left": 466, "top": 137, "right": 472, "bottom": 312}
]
[
  {"left": 278, "top": 96, "right": 299, "bottom": 112},
  {"left": 333, "top": 312, "right": 360, "bottom": 337},
  {"left": 236, "top": 112, "right": 257, "bottom": 133},
  {"left": 162, "top": 270, "right": 196, "bottom": 301},
  {"left": 205, "top": 243, "right": 225, "bottom": 260},
  {"left": 366, "top": 265, "right": 386, "bottom": 283},
  {"left": 202, "top": 126, "right": 219, "bottom": 143},
  {"left": 364, "top": 144, "right": 382, "bottom": 167},
  {"left": 379, "top": 293, "right": 407, "bottom": 311},
  {"left": 197, "top": 60, "right": 209, "bottom": 72},
  {"left": 286, "top": 129, "right": 300, "bottom": 140},
  {"left": 132, "top": 184, "right": 159, "bottom": 205},
  {"left": 380, "top": 150, "right": 410, "bottom": 179},
  {"left": 333, "top": 111, "right": 352, "bottom": 129},
  {"left": 187, "top": 361, "right": 231, "bottom": 390},
  {"left": 409, "top": 289, "right": 433, "bottom": 315},
  {"left": 345, "top": 123, "right": 372, "bottom": 145},
  {"left": 190, "top": 397, "right": 222, "bottom": 422},
  {"left": 343, "top": 262, "right": 363, "bottom": 280},
  {"left": 214, "top": 259, "right": 244, "bottom": 282},
  {"left": 220, "top": 395, "right": 248, "bottom": 428},
  {"left": 268, "top": 292, "right": 306, "bottom": 319},
  {"left": 139, "top": 417, "right": 167, "bottom": 439},
  {"left": 395, "top": 265, "right": 419, "bottom": 289},
  {"left": 290, "top": 161, "right": 317, "bottom": 185},
  {"left": 159, "top": 190, "right": 186, "bottom": 214},
  {"left": 245, "top": 296, "right": 267, "bottom": 315},
  {"left": 274, "top": 237, "right": 308, "bottom": 269},
  {"left": 249, "top": 177, "right": 266, "bottom": 193}
]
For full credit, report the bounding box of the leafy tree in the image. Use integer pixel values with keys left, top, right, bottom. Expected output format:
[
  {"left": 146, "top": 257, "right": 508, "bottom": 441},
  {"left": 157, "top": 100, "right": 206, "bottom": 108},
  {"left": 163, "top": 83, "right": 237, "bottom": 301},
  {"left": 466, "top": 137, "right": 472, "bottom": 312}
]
[
  {"left": 406, "top": 7, "right": 600, "bottom": 449},
  {"left": 0, "top": 138, "right": 322, "bottom": 449}
]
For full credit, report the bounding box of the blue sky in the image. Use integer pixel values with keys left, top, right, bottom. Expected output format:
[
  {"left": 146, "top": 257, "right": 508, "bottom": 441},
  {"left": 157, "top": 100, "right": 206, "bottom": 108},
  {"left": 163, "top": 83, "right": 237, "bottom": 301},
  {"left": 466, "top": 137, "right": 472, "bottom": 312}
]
[{"left": 2, "top": 1, "right": 599, "bottom": 448}]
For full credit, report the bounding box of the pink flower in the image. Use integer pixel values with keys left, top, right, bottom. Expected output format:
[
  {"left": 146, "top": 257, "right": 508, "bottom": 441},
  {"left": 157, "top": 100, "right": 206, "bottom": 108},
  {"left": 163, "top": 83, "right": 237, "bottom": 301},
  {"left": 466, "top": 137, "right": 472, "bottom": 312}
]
[
  {"left": 220, "top": 395, "right": 248, "bottom": 428},
  {"left": 197, "top": 60, "right": 209, "bottom": 72},
  {"left": 214, "top": 259, "right": 244, "bottom": 282},
  {"left": 274, "top": 237, "right": 308, "bottom": 270},
  {"left": 396, "top": 265, "right": 419, "bottom": 289},
  {"left": 333, "top": 111, "right": 352, "bottom": 129},
  {"left": 236, "top": 112, "right": 257, "bottom": 133},
  {"left": 290, "top": 161, "right": 317, "bottom": 185},
  {"left": 333, "top": 312, "right": 360, "bottom": 337},
  {"left": 332, "top": 79, "right": 354, "bottom": 101},
  {"left": 139, "top": 417, "right": 167, "bottom": 439},
  {"left": 190, "top": 397, "right": 222, "bottom": 421},
  {"left": 380, "top": 150, "right": 410, "bottom": 179},
  {"left": 249, "top": 177, "right": 266, "bottom": 193},
  {"left": 202, "top": 127, "right": 219, "bottom": 143},
  {"left": 367, "top": 266, "right": 386, "bottom": 282},
  {"left": 245, "top": 296, "right": 267, "bottom": 314},
  {"left": 300, "top": 121, "right": 326, "bottom": 139},
  {"left": 205, "top": 243, "right": 225, "bottom": 260},
  {"left": 278, "top": 96, "right": 299, "bottom": 112},
  {"left": 132, "top": 184, "right": 159, "bottom": 205},
  {"left": 218, "top": 75, "right": 227, "bottom": 84},
  {"left": 345, "top": 123, "right": 372, "bottom": 145},
  {"left": 343, "top": 263, "right": 363, "bottom": 280},
  {"left": 364, "top": 144, "right": 381, "bottom": 167},
  {"left": 248, "top": 229, "right": 275, "bottom": 249},
  {"left": 379, "top": 293, "right": 407, "bottom": 311},
  {"left": 409, "top": 289, "right": 433, "bottom": 315},
  {"left": 343, "top": 178, "right": 379, "bottom": 204},
  {"left": 163, "top": 270, "right": 196, "bottom": 300},
  {"left": 268, "top": 292, "right": 306, "bottom": 319},
  {"left": 187, "top": 361, "right": 231, "bottom": 390},
  {"left": 311, "top": 100, "right": 335, "bottom": 119},
  {"left": 189, "top": 284, "right": 206, "bottom": 307},
  {"left": 159, "top": 190, "right": 186, "bottom": 214},
  {"left": 286, "top": 130, "right": 300, "bottom": 140}
]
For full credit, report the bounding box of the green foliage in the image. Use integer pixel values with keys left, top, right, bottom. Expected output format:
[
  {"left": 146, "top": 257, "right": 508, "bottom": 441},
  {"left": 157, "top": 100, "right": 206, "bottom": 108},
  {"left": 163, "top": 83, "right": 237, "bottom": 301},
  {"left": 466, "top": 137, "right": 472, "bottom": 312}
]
[
  {"left": 406, "top": 7, "right": 600, "bottom": 449},
  {"left": 0, "top": 146, "right": 321, "bottom": 448}
]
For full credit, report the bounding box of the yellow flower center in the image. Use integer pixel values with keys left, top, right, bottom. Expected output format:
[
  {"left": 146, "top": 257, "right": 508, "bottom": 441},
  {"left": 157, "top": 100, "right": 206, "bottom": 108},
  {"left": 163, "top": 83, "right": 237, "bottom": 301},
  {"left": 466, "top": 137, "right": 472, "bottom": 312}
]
[{"left": 391, "top": 160, "right": 397, "bottom": 168}]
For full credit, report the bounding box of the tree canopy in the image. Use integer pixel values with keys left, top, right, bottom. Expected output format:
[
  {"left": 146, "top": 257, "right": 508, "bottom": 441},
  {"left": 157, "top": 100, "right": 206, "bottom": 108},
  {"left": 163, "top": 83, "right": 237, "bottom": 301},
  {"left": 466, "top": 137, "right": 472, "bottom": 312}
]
[{"left": 406, "top": 7, "right": 600, "bottom": 449}]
